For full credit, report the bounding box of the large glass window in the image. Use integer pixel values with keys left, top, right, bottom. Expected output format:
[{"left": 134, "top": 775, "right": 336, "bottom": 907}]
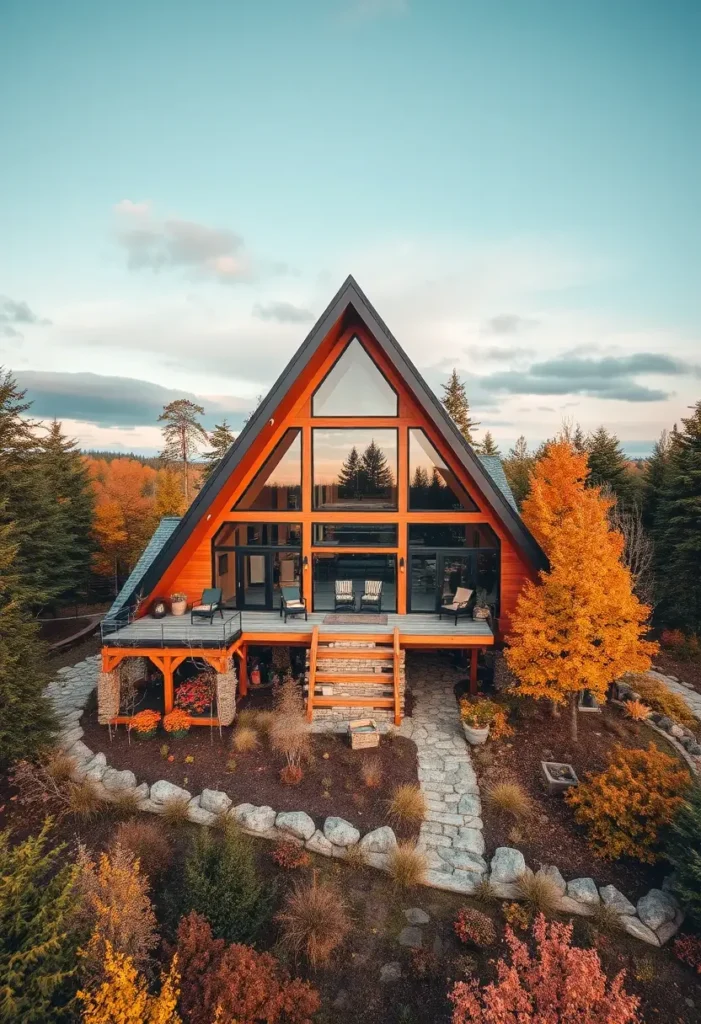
[
  {"left": 214, "top": 522, "right": 302, "bottom": 547},
  {"left": 408, "top": 524, "right": 499, "bottom": 548},
  {"left": 312, "top": 337, "right": 398, "bottom": 416},
  {"left": 313, "top": 523, "right": 398, "bottom": 547},
  {"left": 312, "top": 553, "right": 397, "bottom": 612},
  {"left": 407, "top": 521, "right": 500, "bottom": 614},
  {"left": 313, "top": 429, "right": 398, "bottom": 510},
  {"left": 408, "top": 429, "right": 478, "bottom": 511},
  {"left": 234, "top": 429, "right": 301, "bottom": 511}
]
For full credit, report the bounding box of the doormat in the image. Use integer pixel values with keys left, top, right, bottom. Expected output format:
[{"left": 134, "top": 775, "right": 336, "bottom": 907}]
[{"left": 323, "top": 613, "right": 388, "bottom": 625}]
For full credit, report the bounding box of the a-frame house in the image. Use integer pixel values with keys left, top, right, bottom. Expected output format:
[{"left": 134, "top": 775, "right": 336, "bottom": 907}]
[{"left": 100, "top": 276, "right": 546, "bottom": 729}]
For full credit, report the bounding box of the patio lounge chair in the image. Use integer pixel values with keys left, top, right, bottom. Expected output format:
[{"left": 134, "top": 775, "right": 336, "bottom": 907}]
[
  {"left": 360, "top": 579, "right": 383, "bottom": 613},
  {"left": 334, "top": 579, "right": 355, "bottom": 612},
  {"left": 190, "top": 588, "right": 224, "bottom": 624},
  {"left": 439, "top": 586, "right": 473, "bottom": 625},
  {"left": 280, "top": 586, "right": 308, "bottom": 623}
]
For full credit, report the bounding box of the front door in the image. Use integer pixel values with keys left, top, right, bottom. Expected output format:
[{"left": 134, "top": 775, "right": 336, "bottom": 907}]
[
  {"left": 233, "top": 550, "right": 302, "bottom": 610},
  {"left": 408, "top": 553, "right": 477, "bottom": 611}
]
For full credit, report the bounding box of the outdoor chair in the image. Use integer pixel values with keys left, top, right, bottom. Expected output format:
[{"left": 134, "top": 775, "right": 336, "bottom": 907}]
[
  {"left": 334, "top": 579, "right": 355, "bottom": 611},
  {"left": 360, "top": 579, "right": 383, "bottom": 613},
  {"left": 439, "top": 586, "right": 473, "bottom": 625},
  {"left": 280, "top": 586, "right": 308, "bottom": 623},
  {"left": 190, "top": 588, "right": 224, "bottom": 624}
]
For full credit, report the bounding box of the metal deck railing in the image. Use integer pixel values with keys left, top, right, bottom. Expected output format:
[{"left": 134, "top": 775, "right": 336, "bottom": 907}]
[{"left": 100, "top": 609, "right": 243, "bottom": 649}]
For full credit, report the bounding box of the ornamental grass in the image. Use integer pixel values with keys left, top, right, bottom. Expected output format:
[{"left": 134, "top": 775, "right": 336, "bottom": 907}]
[
  {"left": 386, "top": 842, "right": 427, "bottom": 888},
  {"left": 232, "top": 725, "right": 260, "bottom": 753},
  {"left": 112, "top": 819, "right": 173, "bottom": 881},
  {"left": 623, "top": 672, "right": 697, "bottom": 730},
  {"left": 160, "top": 796, "right": 191, "bottom": 828},
  {"left": 387, "top": 783, "right": 427, "bottom": 826},
  {"left": 485, "top": 780, "right": 532, "bottom": 821},
  {"left": 515, "top": 868, "right": 562, "bottom": 917},
  {"left": 276, "top": 872, "right": 350, "bottom": 967}
]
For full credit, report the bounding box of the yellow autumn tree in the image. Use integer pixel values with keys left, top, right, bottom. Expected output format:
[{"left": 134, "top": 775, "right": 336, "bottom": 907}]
[
  {"left": 78, "top": 943, "right": 181, "bottom": 1024},
  {"left": 154, "top": 468, "right": 186, "bottom": 517},
  {"left": 506, "top": 441, "right": 657, "bottom": 740}
]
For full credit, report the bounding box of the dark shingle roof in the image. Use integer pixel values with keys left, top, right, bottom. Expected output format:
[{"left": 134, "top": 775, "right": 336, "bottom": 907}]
[
  {"left": 477, "top": 455, "right": 519, "bottom": 514},
  {"left": 106, "top": 516, "right": 181, "bottom": 620}
]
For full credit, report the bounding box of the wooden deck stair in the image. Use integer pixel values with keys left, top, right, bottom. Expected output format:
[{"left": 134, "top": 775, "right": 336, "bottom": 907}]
[{"left": 306, "top": 626, "right": 403, "bottom": 725}]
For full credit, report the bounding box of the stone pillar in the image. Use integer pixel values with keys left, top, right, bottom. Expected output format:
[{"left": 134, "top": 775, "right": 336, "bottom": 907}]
[{"left": 97, "top": 670, "right": 120, "bottom": 724}]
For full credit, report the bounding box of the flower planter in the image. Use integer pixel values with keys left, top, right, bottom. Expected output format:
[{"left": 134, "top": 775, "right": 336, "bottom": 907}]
[
  {"left": 541, "top": 760, "right": 579, "bottom": 795},
  {"left": 473, "top": 606, "right": 490, "bottom": 621},
  {"left": 134, "top": 729, "right": 158, "bottom": 742},
  {"left": 170, "top": 729, "right": 190, "bottom": 741},
  {"left": 463, "top": 722, "right": 490, "bottom": 746},
  {"left": 171, "top": 600, "right": 187, "bottom": 616}
]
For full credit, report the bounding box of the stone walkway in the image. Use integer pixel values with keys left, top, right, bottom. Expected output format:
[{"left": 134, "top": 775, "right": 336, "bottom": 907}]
[
  {"left": 649, "top": 668, "right": 701, "bottom": 723},
  {"left": 400, "top": 656, "right": 486, "bottom": 894}
]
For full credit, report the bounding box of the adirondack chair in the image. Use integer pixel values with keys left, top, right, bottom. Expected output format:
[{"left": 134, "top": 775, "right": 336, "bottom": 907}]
[{"left": 190, "top": 588, "right": 224, "bottom": 624}]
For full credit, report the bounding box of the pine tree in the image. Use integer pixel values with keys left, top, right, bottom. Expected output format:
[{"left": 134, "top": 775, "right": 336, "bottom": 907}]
[
  {"left": 441, "top": 369, "right": 479, "bottom": 444},
  {"left": 154, "top": 469, "right": 186, "bottom": 518},
  {"left": 0, "top": 512, "right": 56, "bottom": 765},
  {"left": 586, "top": 426, "right": 632, "bottom": 501},
  {"left": 666, "top": 785, "right": 701, "bottom": 928},
  {"left": 337, "top": 445, "right": 365, "bottom": 498},
  {"left": 480, "top": 431, "right": 501, "bottom": 456},
  {"left": 502, "top": 435, "right": 534, "bottom": 508},
  {"left": 158, "top": 399, "right": 209, "bottom": 503},
  {"left": 655, "top": 401, "right": 701, "bottom": 632},
  {"left": 642, "top": 428, "right": 674, "bottom": 530},
  {"left": 361, "top": 439, "right": 394, "bottom": 495},
  {"left": 0, "top": 822, "right": 82, "bottom": 1022},
  {"left": 202, "top": 420, "right": 235, "bottom": 483}
]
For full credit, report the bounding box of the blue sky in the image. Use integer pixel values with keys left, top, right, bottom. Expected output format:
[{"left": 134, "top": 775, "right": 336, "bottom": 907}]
[{"left": 1, "top": 0, "right": 699, "bottom": 456}]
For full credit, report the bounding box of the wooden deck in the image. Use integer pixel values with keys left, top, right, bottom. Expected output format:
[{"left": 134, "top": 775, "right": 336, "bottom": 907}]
[{"left": 101, "top": 610, "right": 494, "bottom": 649}]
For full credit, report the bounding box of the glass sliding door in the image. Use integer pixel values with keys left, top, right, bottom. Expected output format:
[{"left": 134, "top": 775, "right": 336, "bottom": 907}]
[
  {"left": 239, "top": 553, "right": 267, "bottom": 607},
  {"left": 312, "top": 553, "right": 397, "bottom": 612},
  {"left": 408, "top": 556, "right": 437, "bottom": 612}
]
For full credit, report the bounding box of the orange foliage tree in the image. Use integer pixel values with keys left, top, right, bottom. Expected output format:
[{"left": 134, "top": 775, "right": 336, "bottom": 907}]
[
  {"left": 450, "top": 914, "right": 640, "bottom": 1024},
  {"left": 78, "top": 943, "right": 181, "bottom": 1024},
  {"left": 86, "top": 457, "right": 158, "bottom": 590},
  {"left": 505, "top": 442, "right": 657, "bottom": 740}
]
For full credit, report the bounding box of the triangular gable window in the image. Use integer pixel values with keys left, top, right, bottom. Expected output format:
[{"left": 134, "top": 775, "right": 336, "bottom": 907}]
[
  {"left": 409, "top": 429, "right": 479, "bottom": 511},
  {"left": 234, "top": 429, "right": 301, "bottom": 511},
  {"left": 312, "top": 336, "right": 398, "bottom": 416}
]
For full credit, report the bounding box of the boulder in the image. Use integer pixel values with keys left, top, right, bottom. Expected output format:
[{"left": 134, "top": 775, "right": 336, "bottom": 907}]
[
  {"left": 133, "top": 782, "right": 149, "bottom": 801},
  {"left": 102, "top": 767, "right": 137, "bottom": 792},
  {"left": 230, "top": 802, "right": 255, "bottom": 822},
  {"left": 150, "top": 779, "right": 191, "bottom": 804},
  {"left": 200, "top": 789, "right": 232, "bottom": 815},
  {"left": 656, "top": 918, "right": 682, "bottom": 945},
  {"left": 536, "top": 865, "right": 566, "bottom": 897},
  {"left": 620, "top": 915, "right": 660, "bottom": 946},
  {"left": 59, "top": 726, "right": 84, "bottom": 750},
  {"left": 554, "top": 895, "right": 595, "bottom": 917},
  {"left": 397, "top": 926, "right": 423, "bottom": 948},
  {"left": 567, "top": 877, "right": 600, "bottom": 907},
  {"left": 359, "top": 826, "right": 397, "bottom": 855},
  {"left": 84, "top": 753, "right": 108, "bottom": 782},
  {"left": 276, "top": 811, "right": 316, "bottom": 841},
  {"left": 324, "top": 816, "right": 360, "bottom": 847},
  {"left": 238, "top": 805, "right": 276, "bottom": 833},
  {"left": 599, "top": 884, "right": 635, "bottom": 916},
  {"left": 379, "top": 962, "right": 402, "bottom": 983},
  {"left": 439, "top": 848, "right": 487, "bottom": 874},
  {"left": 404, "top": 908, "right": 430, "bottom": 925},
  {"left": 67, "top": 739, "right": 93, "bottom": 763},
  {"left": 187, "top": 798, "right": 216, "bottom": 826},
  {"left": 306, "top": 829, "right": 335, "bottom": 856},
  {"left": 637, "top": 889, "right": 678, "bottom": 932},
  {"left": 490, "top": 847, "right": 526, "bottom": 884},
  {"left": 424, "top": 870, "right": 479, "bottom": 895}
]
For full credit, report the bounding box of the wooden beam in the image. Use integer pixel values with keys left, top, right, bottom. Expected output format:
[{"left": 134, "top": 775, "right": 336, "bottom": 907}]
[
  {"left": 470, "top": 648, "right": 479, "bottom": 695},
  {"left": 237, "top": 645, "right": 248, "bottom": 697}
]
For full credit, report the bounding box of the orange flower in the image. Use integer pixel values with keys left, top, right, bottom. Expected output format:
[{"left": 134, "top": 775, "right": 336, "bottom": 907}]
[
  {"left": 163, "top": 709, "right": 191, "bottom": 733},
  {"left": 129, "top": 710, "right": 161, "bottom": 735}
]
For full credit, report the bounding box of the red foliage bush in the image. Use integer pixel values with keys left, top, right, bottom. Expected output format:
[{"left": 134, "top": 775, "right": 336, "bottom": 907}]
[
  {"left": 271, "top": 842, "right": 311, "bottom": 870},
  {"left": 280, "top": 764, "right": 303, "bottom": 786},
  {"left": 673, "top": 933, "right": 701, "bottom": 974},
  {"left": 450, "top": 914, "right": 640, "bottom": 1024},
  {"left": 175, "top": 911, "right": 320, "bottom": 1024},
  {"left": 453, "top": 908, "right": 497, "bottom": 947}
]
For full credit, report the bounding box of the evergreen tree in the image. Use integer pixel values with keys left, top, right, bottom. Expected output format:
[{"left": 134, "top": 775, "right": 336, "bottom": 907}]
[
  {"left": 337, "top": 445, "right": 364, "bottom": 498},
  {"left": 0, "top": 822, "right": 82, "bottom": 1022},
  {"left": 441, "top": 369, "right": 479, "bottom": 444},
  {"left": 666, "top": 785, "right": 701, "bottom": 928},
  {"left": 158, "top": 399, "right": 209, "bottom": 502},
  {"left": 480, "top": 431, "right": 501, "bottom": 456},
  {"left": 655, "top": 401, "right": 701, "bottom": 632},
  {"left": 0, "top": 513, "right": 55, "bottom": 765},
  {"left": 40, "top": 420, "right": 95, "bottom": 605},
  {"left": 202, "top": 419, "right": 235, "bottom": 483},
  {"left": 154, "top": 469, "right": 186, "bottom": 518},
  {"left": 642, "top": 428, "right": 674, "bottom": 530},
  {"left": 361, "top": 439, "right": 394, "bottom": 495},
  {"left": 503, "top": 435, "right": 534, "bottom": 508},
  {"left": 586, "top": 426, "right": 632, "bottom": 501}
]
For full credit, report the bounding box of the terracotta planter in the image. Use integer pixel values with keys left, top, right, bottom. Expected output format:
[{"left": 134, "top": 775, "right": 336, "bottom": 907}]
[
  {"left": 171, "top": 599, "right": 187, "bottom": 616},
  {"left": 463, "top": 722, "right": 490, "bottom": 745}
]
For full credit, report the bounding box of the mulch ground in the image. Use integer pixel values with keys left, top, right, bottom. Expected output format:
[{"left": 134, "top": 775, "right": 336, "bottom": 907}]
[
  {"left": 654, "top": 653, "right": 701, "bottom": 695},
  {"left": 80, "top": 693, "right": 420, "bottom": 839},
  {"left": 473, "top": 697, "right": 688, "bottom": 899}
]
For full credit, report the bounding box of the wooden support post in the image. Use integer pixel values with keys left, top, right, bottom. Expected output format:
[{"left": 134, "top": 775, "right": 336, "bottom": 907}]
[
  {"left": 469, "top": 648, "right": 479, "bottom": 695},
  {"left": 163, "top": 656, "right": 174, "bottom": 714},
  {"left": 238, "top": 645, "right": 248, "bottom": 697}
]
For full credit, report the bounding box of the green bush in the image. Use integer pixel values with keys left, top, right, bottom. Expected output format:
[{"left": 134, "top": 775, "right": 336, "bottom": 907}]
[
  {"left": 173, "top": 823, "right": 273, "bottom": 945},
  {"left": 666, "top": 785, "right": 701, "bottom": 927},
  {"left": 0, "top": 820, "right": 83, "bottom": 1022}
]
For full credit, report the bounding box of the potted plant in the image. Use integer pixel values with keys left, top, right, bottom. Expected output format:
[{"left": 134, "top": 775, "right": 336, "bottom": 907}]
[
  {"left": 459, "top": 698, "right": 502, "bottom": 745},
  {"left": 163, "top": 709, "right": 191, "bottom": 740},
  {"left": 170, "top": 592, "right": 187, "bottom": 616},
  {"left": 472, "top": 587, "right": 491, "bottom": 621},
  {"left": 129, "top": 709, "right": 161, "bottom": 741}
]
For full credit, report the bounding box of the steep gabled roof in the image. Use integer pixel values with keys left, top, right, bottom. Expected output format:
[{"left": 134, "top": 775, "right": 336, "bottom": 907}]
[
  {"left": 115, "top": 276, "right": 547, "bottom": 614},
  {"left": 106, "top": 516, "right": 181, "bottom": 621},
  {"left": 477, "top": 455, "right": 519, "bottom": 513}
]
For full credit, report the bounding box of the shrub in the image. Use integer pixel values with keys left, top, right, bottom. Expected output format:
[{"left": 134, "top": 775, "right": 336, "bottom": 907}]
[
  {"left": 449, "top": 915, "right": 640, "bottom": 1024},
  {"left": 666, "top": 784, "right": 701, "bottom": 926},
  {"left": 175, "top": 912, "right": 320, "bottom": 1024},
  {"left": 163, "top": 709, "right": 191, "bottom": 734},
  {"left": 624, "top": 699, "right": 651, "bottom": 722},
  {"left": 77, "top": 942, "right": 180, "bottom": 1024},
  {"left": 129, "top": 709, "right": 161, "bottom": 736},
  {"left": 660, "top": 629, "right": 701, "bottom": 661},
  {"left": 486, "top": 781, "right": 532, "bottom": 820},
  {"left": 489, "top": 707, "right": 514, "bottom": 740},
  {"left": 75, "top": 844, "right": 158, "bottom": 983},
  {"left": 0, "top": 821, "right": 82, "bottom": 1022},
  {"left": 503, "top": 902, "right": 532, "bottom": 930},
  {"left": 66, "top": 778, "right": 105, "bottom": 820},
  {"left": 360, "top": 756, "right": 383, "bottom": 789},
  {"left": 566, "top": 743, "right": 690, "bottom": 863},
  {"left": 387, "top": 783, "right": 427, "bottom": 826},
  {"left": 453, "top": 908, "right": 497, "bottom": 948},
  {"left": 472, "top": 877, "right": 498, "bottom": 904},
  {"left": 108, "top": 787, "right": 142, "bottom": 819},
  {"left": 342, "top": 843, "right": 368, "bottom": 871},
  {"left": 175, "top": 673, "right": 215, "bottom": 714},
  {"left": 459, "top": 698, "right": 504, "bottom": 729},
  {"left": 515, "top": 868, "right": 562, "bottom": 916},
  {"left": 112, "top": 820, "right": 172, "bottom": 881},
  {"left": 270, "top": 676, "right": 311, "bottom": 781},
  {"left": 673, "top": 933, "right": 701, "bottom": 974},
  {"left": 387, "top": 843, "right": 427, "bottom": 888},
  {"left": 160, "top": 795, "right": 191, "bottom": 828},
  {"left": 276, "top": 873, "right": 350, "bottom": 967},
  {"left": 10, "top": 755, "right": 104, "bottom": 821},
  {"left": 410, "top": 947, "right": 442, "bottom": 981},
  {"left": 622, "top": 672, "right": 697, "bottom": 729},
  {"left": 232, "top": 725, "right": 260, "bottom": 753},
  {"left": 280, "top": 763, "right": 303, "bottom": 785},
  {"left": 175, "top": 825, "right": 273, "bottom": 944},
  {"left": 271, "top": 841, "right": 311, "bottom": 870}
]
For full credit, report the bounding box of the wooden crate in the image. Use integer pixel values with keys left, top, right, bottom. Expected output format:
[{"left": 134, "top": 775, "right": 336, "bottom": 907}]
[{"left": 348, "top": 718, "right": 380, "bottom": 749}]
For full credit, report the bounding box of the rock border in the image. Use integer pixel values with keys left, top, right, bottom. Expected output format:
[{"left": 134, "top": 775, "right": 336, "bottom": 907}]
[{"left": 45, "top": 656, "right": 683, "bottom": 948}]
